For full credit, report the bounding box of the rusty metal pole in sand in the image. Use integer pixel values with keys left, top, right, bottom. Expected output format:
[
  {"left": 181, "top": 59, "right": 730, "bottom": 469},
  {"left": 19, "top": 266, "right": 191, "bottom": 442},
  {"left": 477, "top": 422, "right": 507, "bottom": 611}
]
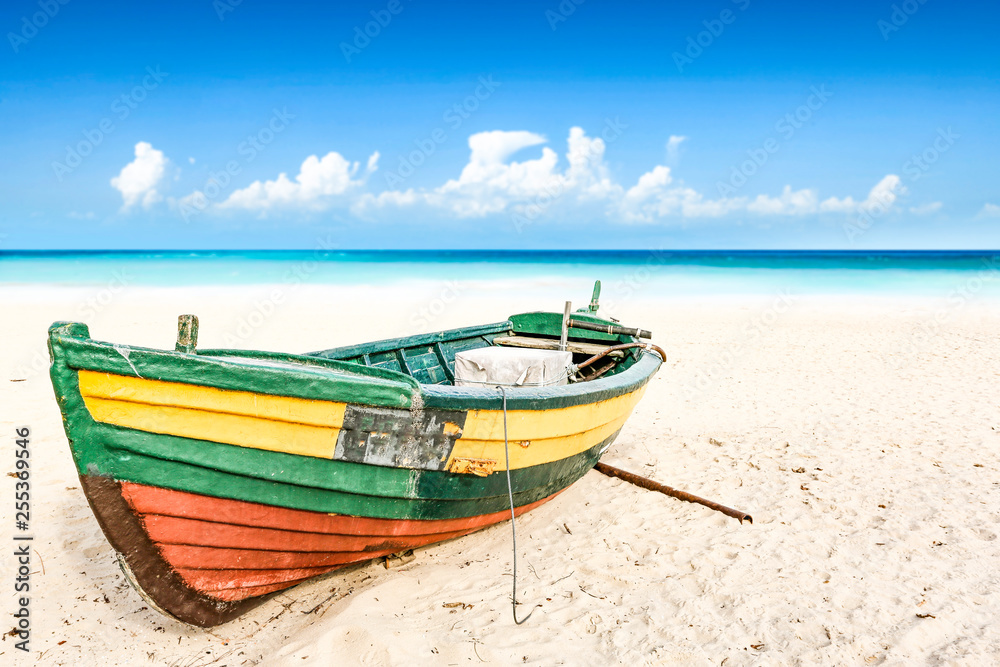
[{"left": 594, "top": 462, "right": 753, "bottom": 524}]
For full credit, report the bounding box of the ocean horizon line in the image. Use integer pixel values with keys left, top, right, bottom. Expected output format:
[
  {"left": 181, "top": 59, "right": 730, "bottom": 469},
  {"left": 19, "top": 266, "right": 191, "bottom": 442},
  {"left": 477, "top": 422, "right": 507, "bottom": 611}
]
[
  {"left": 4, "top": 249, "right": 999, "bottom": 295},
  {"left": 3, "top": 249, "right": 999, "bottom": 255}
]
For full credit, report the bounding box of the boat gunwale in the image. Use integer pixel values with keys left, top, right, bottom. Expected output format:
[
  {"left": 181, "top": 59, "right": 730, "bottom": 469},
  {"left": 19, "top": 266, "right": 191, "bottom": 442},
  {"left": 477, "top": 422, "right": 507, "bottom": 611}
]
[
  {"left": 49, "top": 322, "right": 420, "bottom": 410},
  {"left": 49, "top": 318, "right": 662, "bottom": 412},
  {"left": 302, "top": 320, "right": 513, "bottom": 360}
]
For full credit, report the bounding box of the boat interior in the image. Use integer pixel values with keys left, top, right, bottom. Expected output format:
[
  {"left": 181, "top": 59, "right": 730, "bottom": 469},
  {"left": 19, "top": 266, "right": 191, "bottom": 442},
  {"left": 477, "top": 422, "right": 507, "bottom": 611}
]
[{"left": 308, "top": 311, "right": 643, "bottom": 387}]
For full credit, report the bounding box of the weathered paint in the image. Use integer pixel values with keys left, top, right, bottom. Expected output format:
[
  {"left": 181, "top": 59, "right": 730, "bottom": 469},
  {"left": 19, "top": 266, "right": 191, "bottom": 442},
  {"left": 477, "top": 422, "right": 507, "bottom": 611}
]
[
  {"left": 54, "top": 322, "right": 419, "bottom": 408},
  {"left": 175, "top": 314, "right": 199, "bottom": 353},
  {"left": 80, "top": 370, "right": 348, "bottom": 459},
  {"left": 509, "top": 311, "right": 620, "bottom": 342},
  {"left": 445, "top": 386, "right": 647, "bottom": 469},
  {"left": 48, "top": 308, "right": 662, "bottom": 627},
  {"left": 91, "top": 429, "right": 616, "bottom": 519},
  {"left": 76, "top": 368, "right": 647, "bottom": 472},
  {"left": 79, "top": 474, "right": 263, "bottom": 627},
  {"left": 121, "top": 480, "right": 550, "bottom": 536},
  {"left": 333, "top": 403, "right": 467, "bottom": 471},
  {"left": 79, "top": 369, "right": 348, "bottom": 428},
  {"left": 448, "top": 457, "right": 497, "bottom": 476},
  {"left": 85, "top": 475, "right": 561, "bottom": 624},
  {"left": 49, "top": 318, "right": 658, "bottom": 519}
]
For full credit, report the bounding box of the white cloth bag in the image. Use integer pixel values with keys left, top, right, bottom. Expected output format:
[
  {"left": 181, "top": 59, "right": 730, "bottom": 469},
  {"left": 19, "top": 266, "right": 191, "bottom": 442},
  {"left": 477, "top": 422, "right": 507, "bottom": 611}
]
[{"left": 453, "top": 347, "right": 573, "bottom": 388}]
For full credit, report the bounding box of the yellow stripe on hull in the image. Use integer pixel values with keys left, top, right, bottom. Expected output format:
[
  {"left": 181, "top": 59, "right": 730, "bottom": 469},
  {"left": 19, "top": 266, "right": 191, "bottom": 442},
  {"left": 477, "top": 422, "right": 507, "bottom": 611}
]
[
  {"left": 79, "top": 370, "right": 347, "bottom": 427},
  {"left": 448, "top": 387, "right": 646, "bottom": 469},
  {"left": 458, "top": 388, "right": 644, "bottom": 440},
  {"left": 77, "top": 370, "right": 645, "bottom": 470},
  {"left": 79, "top": 370, "right": 345, "bottom": 459}
]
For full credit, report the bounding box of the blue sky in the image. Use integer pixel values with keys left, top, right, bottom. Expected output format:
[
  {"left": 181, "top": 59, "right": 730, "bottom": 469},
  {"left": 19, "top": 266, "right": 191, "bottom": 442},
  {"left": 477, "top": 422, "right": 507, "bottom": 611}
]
[{"left": 1, "top": 0, "right": 997, "bottom": 249}]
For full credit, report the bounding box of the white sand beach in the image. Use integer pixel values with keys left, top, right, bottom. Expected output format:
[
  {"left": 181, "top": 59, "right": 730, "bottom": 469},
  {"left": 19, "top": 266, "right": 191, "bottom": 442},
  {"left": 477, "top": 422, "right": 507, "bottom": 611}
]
[{"left": 3, "top": 281, "right": 999, "bottom": 666}]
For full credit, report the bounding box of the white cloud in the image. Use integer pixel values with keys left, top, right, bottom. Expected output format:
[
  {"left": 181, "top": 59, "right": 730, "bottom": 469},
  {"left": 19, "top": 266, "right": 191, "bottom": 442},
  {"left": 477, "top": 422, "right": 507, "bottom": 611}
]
[
  {"left": 819, "top": 174, "right": 904, "bottom": 214},
  {"left": 430, "top": 130, "right": 561, "bottom": 217},
  {"left": 564, "top": 127, "right": 619, "bottom": 200},
  {"left": 464, "top": 130, "right": 546, "bottom": 167},
  {"left": 217, "top": 150, "right": 379, "bottom": 212},
  {"left": 618, "top": 170, "right": 904, "bottom": 224},
  {"left": 111, "top": 142, "right": 168, "bottom": 211},
  {"left": 979, "top": 203, "right": 1000, "bottom": 218},
  {"left": 620, "top": 166, "right": 744, "bottom": 222},
  {"left": 624, "top": 165, "right": 672, "bottom": 203},
  {"left": 355, "top": 188, "right": 421, "bottom": 210},
  {"left": 666, "top": 135, "right": 686, "bottom": 161},
  {"left": 746, "top": 186, "right": 820, "bottom": 216},
  {"left": 356, "top": 128, "right": 621, "bottom": 218},
  {"left": 909, "top": 202, "right": 943, "bottom": 215},
  {"left": 398, "top": 129, "right": 902, "bottom": 224},
  {"left": 176, "top": 126, "right": 910, "bottom": 226}
]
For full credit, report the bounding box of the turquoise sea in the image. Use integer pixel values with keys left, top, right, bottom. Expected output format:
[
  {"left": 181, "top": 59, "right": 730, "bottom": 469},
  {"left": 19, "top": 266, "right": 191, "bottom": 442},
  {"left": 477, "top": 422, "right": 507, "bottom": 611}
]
[{"left": 2, "top": 250, "right": 1000, "bottom": 297}]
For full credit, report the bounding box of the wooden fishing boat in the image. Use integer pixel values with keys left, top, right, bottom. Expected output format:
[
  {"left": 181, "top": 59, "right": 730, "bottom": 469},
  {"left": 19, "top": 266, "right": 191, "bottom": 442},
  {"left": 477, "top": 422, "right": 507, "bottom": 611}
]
[{"left": 48, "top": 286, "right": 664, "bottom": 627}]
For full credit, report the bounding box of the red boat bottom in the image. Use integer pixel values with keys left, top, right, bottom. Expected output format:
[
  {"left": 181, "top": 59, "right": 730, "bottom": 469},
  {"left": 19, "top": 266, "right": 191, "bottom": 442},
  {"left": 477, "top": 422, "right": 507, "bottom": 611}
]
[{"left": 115, "top": 481, "right": 559, "bottom": 603}]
